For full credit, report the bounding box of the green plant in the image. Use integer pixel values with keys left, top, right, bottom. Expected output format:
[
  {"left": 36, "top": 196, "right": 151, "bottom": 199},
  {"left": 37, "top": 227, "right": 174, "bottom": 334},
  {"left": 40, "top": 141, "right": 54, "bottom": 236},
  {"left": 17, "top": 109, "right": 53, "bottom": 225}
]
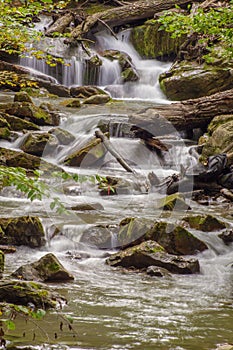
[{"left": 158, "top": 2, "right": 233, "bottom": 64}]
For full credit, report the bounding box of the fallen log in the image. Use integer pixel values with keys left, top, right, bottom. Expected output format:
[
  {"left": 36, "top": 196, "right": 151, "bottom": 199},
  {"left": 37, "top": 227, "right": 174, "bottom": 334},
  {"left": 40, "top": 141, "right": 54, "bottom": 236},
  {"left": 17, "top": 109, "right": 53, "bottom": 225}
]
[
  {"left": 46, "top": 12, "right": 74, "bottom": 36},
  {"left": 95, "top": 129, "right": 135, "bottom": 173},
  {"left": 129, "top": 88, "right": 233, "bottom": 136},
  {"left": 68, "top": 0, "right": 202, "bottom": 41}
]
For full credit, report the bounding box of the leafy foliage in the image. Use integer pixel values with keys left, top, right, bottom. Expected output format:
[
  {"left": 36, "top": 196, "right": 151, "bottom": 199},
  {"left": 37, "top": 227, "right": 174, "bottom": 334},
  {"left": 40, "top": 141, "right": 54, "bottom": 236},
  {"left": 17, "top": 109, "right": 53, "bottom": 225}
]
[{"left": 158, "top": 2, "right": 233, "bottom": 64}]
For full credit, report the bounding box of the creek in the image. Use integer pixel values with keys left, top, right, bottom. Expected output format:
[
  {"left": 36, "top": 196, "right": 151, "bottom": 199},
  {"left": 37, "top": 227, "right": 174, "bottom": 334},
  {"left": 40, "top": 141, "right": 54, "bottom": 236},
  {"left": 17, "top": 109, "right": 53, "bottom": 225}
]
[{"left": 1, "top": 28, "right": 233, "bottom": 350}]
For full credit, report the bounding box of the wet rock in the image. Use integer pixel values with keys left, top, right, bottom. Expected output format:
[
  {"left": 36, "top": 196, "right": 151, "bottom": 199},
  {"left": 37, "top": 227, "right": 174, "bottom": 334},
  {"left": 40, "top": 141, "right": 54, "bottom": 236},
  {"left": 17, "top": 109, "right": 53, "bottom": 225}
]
[
  {"left": 63, "top": 137, "right": 106, "bottom": 167},
  {"left": 0, "top": 126, "right": 11, "bottom": 140},
  {"left": 146, "top": 221, "right": 208, "bottom": 255},
  {"left": 60, "top": 98, "right": 81, "bottom": 108},
  {"left": 106, "top": 240, "right": 200, "bottom": 274},
  {"left": 159, "top": 61, "right": 233, "bottom": 101},
  {"left": 14, "top": 91, "right": 33, "bottom": 103},
  {"left": 49, "top": 127, "right": 75, "bottom": 145},
  {"left": 102, "top": 49, "right": 139, "bottom": 82},
  {"left": 146, "top": 266, "right": 171, "bottom": 278},
  {"left": 131, "top": 19, "right": 185, "bottom": 60},
  {"left": 36, "top": 80, "right": 70, "bottom": 97},
  {"left": 0, "top": 216, "right": 46, "bottom": 248},
  {"left": 21, "top": 132, "right": 58, "bottom": 157},
  {"left": 5, "top": 102, "right": 60, "bottom": 126},
  {"left": 80, "top": 224, "right": 117, "bottom": 249},
  {"left": 0, "top": 250, "right": 4, "bottom": 278},
  {"left": 4, "top": 114, "right": 40, "bottom": 131},
  {"left": 70, "top": 85, "right": 107, "bottom": 98},
  {"left": 83, "top": 94, "right": 110, "bottom": 105},
  {"left": 12, "top": 253, "right": 74, "bottom": 282},
  {"left": 0, "top": 279, "right": 65, "bottom": 309},
  {"left": 71, "top": 202, "right": 104, "bottom": 211},
  {"left": 218, "top": 230, "right": 233, "bottom": 245},
  {"left": 157, "top": 193, "right": 191, "bottom": 211},
  {"left": 183, "top": 214, "right": 226, "bottom": 232},
  {"left": 117, "top": 217, "right": 153, "bottom": 248}
]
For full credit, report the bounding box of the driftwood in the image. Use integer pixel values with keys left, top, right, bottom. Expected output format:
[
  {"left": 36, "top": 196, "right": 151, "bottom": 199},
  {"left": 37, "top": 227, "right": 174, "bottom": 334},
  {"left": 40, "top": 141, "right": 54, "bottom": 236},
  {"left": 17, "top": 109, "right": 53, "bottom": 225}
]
[
  {"left": 68, "top": 0, "right": 202, "bottom": 41},
  {"left": 95, "top": 130, "right": 135, "bottom": 173},
  {"left": 46, "top": 12, "right": 74, "bottom": 36},
  {"left": 129, "top": 88, "right": 233, "bottom": 136}
]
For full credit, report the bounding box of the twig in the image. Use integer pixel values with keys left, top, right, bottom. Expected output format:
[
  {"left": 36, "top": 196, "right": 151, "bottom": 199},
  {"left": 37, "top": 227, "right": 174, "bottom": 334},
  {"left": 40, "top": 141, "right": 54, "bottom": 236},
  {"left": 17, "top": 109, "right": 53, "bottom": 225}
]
[{"left": 97, "top": 18, "right": 118, "bottom": 40}]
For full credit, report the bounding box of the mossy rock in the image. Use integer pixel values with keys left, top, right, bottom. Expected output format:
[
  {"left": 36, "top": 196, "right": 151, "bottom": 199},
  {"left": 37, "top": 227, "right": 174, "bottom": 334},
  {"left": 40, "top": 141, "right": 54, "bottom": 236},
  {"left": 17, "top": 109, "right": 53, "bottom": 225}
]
[
  {"left": 3, "top": 114, "right": 40, "bottom": 131},
  {"left": 0, "top": 115, "right": 11, "bottom": 129},
  {"left": 64, "top": 137, "right": 106, "bottom": 167},
  {"left": 131, "top": 19, "right": 185, "bottom": 60},
  {"left": 21, "top": 132, "right": 58, "bottom": 157},
  {"left": 0, "top": 216, "right": 46, "bottom": 248},
  {"left": 60, "top": 98, "right": 81, "bottom": 108},
  {"left": 0, "top": 126, "right": 11, "bottom": 140},
  {"left": 49, "top": 127, "right": 75, "bottom": 145},
  {"left": 12, "top": 253, "right": 74, "bottom": 282},
  {"left": 157, "top": 193, "right": 190, "bottom": 211},
  {"left": 83, "top": 94, "right": 110, "bottom": 105},
  {"left": 183, "top": 214, "right": 226, "bottom": 232},
  {"left": 106, "top": 240, "right": 200, "bottom": 274},
  {"left": 0, "top": 250, "right": 4, "bottom": 278},
  {"left": 146, "top": 221, "right": 208, "bottom": 255},
  {"left": 0, "top": 279, "right": 65, "bottom": 309},
  {"left": 14, "top": 91, "right": 33, "bottom": 103},
  {"left": 117, "top": 217, "right": 153, "bottom": 248}
]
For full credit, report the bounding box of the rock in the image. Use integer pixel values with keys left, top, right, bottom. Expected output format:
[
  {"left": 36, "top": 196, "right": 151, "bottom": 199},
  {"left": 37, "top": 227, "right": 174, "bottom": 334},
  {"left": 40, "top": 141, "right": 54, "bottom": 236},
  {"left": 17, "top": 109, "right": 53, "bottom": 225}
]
[
  {"left": 0, "top": 250, "right": 4, "bottom": 278},
  {"left": 3, "top": 114, "right": 40, "bottom": 131},
  {"left": 146, "top": 266, "right": 171, "bottom": 277},
  {"left": 60, "top": 98, "right": 81, "bottom": 108},
  {"left": 14, "top": 91, "right": 33, "bottom": 103},
  {"left": 70, "top": 85, "right": 107, "bottom": 98},
  {"left": 0, "top": 245, "right": 16, "bottom": 254},
  {"left": 106, "top": 240, "right": 200, "bottom": 274},
  {"left": 183, "top": 214, "right": 226, "bottom": 232},
  {"left": 83, "top": 94, "right": 110, "bottom": 105},
  {"left": 63, "top": 137, "right": 106, "bottom": 167},
  {"left": 49, "top": 127, "right": 75, "bottom": 145},
  {"left": 218, "top": 230, "right": 233, "bottom": 245},
  {"left": 5, "top": 102, "right": 60, "bottom": 126},
  {"left": 0, "top": 115, "right": 11, "bottom": 129},
  {"left": 102, "top": 49, "right": 139, "bottom": 82},
  {"left": 0, "top": 279, "right": 65, "bottom": 309},
  {"left": 157, "top": 193, "right": 191, "bottom": 211},
  {"left": 21, "top": 132, "right": 58, "bottom": 157},
  {"left": 117, "top": 217, "right": 152, "bottom": 248},
  {"left": 146, "top": 221, "right": 208, "bottom": 255},
  {"left": 12, "top": 253, "right": 74, "bottom": 282},
  {"left": 71, "top": 202, "right": 104, "bottom": 211},
  {"left": 36, "top": 80, "right": 70, "bottom": 97},
  {"left": 131, "top": 19, "right": 185, "bottom": 60},
  {"left": 80, "top": 224, "right": 118, "bottom": 249},
  {"left": 0, "top": 216, "right": 46, "bottom": 248},
  {"left": 215, "top": 344, "right": 233, "bottom": 350},
  {"left": 159, "top": 61, "right": 233, "bottom": 101},
  {"left": 0, "top": 126, "right": 11, "bottom": 140}
]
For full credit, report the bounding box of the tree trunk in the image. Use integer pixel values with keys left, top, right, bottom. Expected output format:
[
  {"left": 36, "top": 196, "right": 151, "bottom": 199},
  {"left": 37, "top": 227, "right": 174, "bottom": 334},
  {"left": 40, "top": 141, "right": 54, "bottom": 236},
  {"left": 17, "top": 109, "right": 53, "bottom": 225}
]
[
  {"left": 129, "top": 89, "right": 233, "bottom": 136},
  {"left": 68, "top": 0, "right": 201, "bottom": 40}
]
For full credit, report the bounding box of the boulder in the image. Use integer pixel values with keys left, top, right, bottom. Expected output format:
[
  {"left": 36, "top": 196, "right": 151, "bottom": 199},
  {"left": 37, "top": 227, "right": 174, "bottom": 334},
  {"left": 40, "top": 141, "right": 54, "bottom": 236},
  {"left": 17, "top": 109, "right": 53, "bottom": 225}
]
[
  {"left": 49, "top": 127, "right": 75, "bottom": 145},
  {"left": 0, "top": 216, "right": 46, "bottom": 248},
  {"left": 70, "top": 85, "right": 107, "bottom": 98},
  {"left": 21, "top": 132, "right": 58, "bottom": 157},
  {"left": 218, "top": 230, "right": 233, "bottom": 245},
  {"left": 80, "top": 224, "right": 118, "bottom": 249},
  {"left": 117, "top": 217, "right": 152, "bottom": 248},
  {"left": 0, "top": 279, "right": 65, "bottom": 309},
  {"left": 131, "top": 19, "right": 185, "bottom": 60},
  {"left": 159, "top": 61, "right": 233, "bottom": 101},
  {"left": 5, "top": 102, "right": 60, "bottom": 126},
  {"left": 0, "top": 250, "right": 4, "bottom": 279},
  {"left": 83, "top": 94, "right": 110, "bottom": 105},
  {"left": 3, "top": 114, "right": 40, "bottom": 131},
  {"left": 157, "top": 193, "right": 190, "bottom": 211},
  {"left": 106, "top": 240, "right": 200, "bottom": 274},
  {"left": 183, "top": 214, "right": 226, "bottom": 232},
  {"left": 60, "top": 98, "right": 81, "bottom": 108},
  {"left": 0, "top": 126, "right": 11, "bottom": 140},
  {"left": 12, "top": 253, "right": 74, "bottom": 282},
  {"left": 14, "top": 91, "right": 33, "bottom": 103},
  {"left": 63, "top": 137, "right": 106, "bottom": 167}
]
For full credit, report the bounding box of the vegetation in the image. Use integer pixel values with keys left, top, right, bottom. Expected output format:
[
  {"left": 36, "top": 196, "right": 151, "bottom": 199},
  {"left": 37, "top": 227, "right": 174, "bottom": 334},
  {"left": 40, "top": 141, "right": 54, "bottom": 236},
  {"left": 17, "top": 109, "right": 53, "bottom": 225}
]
[{"left": 158, "top": 1, "right": 233, "bottom": 64}]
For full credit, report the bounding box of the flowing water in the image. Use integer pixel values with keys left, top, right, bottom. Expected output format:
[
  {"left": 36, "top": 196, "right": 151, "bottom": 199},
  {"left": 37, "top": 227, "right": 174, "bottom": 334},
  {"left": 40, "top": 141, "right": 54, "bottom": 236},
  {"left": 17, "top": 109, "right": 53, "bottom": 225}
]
[{"left": 1, "top": 28, "right": 233, "bottom": 350}]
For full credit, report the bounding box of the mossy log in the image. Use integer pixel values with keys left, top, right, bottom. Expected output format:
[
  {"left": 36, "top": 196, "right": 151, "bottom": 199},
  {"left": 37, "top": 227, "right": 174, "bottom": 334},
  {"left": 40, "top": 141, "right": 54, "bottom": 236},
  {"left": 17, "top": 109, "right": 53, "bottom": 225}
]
[
  {"left": 68, "top": 0, "right": 201, "bottom": 41},
  {"left": 129, "top": 88, "right": 233, "bottom": 136}
]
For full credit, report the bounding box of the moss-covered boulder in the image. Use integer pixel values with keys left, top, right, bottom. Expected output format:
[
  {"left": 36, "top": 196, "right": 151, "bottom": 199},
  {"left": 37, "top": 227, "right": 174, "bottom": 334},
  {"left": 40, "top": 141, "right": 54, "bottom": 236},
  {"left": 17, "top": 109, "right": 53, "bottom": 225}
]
[
  {"left": 0, "top": 126, "right": 11, "bottom": 140},
  {"left": 0, "top": 216, "right": 46, "bottom": 248},
  {"left": 70, "top": 85, "right": 107, "bottom": 98},
  {"left": 83, "top": 94, "right": 110, "bottom": 104},
  {"left": 146, "top": 221, "right": 208, "bottom": 255},
  {"left": 106, "top": 240, "right": 200, "bottom": 274},
  {"left": 21, "top": 132, "right": 58, "bottom": 157},
  {"left": 3, "top": 114, "right": 40, "bottom": 131},
  {"left": 63, "top": 137, "right": 106, "bottom": 167},
  {"left": 183, "top": 214, "right": 226, "bottom": 232},
  {"left": 5, "top": 102, "right": 60, "bottom": 126},
  {"left": 49, "top": 127, "right": 75, "bottom": 145},
  {"left": 159, "top": 61, "right": 233, "bottom": 101},
  {"left": 131, "top": 19, "right": 185, "bottom": 60},
  {"left": 0, "top": 250, "right": 4, "bottom": 279},
  {"left": 102, "top": 50, "right": 139, "bottom": 82},
  {"left": 117, "top": 217, "right": 152, "bottom": 248},
  {"left": 14, "top": 91, "right": 33, "bottom": 103},
  {"left": 0, "top": 279, "right": 65, "bottom": 309},
  {"left": 12, "top": 253, "right": 74, "bottom": 282}
]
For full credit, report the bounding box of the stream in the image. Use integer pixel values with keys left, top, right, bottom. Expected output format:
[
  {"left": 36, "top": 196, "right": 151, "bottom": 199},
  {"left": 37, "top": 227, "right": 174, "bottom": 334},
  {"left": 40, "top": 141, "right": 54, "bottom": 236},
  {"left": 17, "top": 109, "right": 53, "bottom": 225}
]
[{"left": 1, "top": 27, "right": 233, "bottom": 350}]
